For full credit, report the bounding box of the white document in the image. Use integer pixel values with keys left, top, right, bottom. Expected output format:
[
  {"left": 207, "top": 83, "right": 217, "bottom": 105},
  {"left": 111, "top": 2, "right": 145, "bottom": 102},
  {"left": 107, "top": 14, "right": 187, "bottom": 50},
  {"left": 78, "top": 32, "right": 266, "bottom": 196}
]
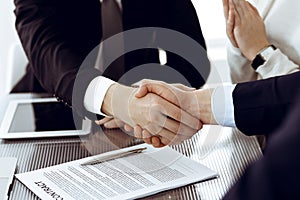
[{"left": 16, "top": 144, "right": 218, "bottom": 200}]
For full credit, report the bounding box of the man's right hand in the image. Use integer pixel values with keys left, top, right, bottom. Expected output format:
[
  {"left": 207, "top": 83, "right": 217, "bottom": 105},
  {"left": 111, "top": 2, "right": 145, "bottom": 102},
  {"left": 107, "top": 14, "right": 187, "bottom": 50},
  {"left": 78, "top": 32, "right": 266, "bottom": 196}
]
[
  {"left": 133, "top": 79, "right": 219, "bottom": 147},
  {"left": 101, "top": 83, "right": 202, "bottom": 145}
]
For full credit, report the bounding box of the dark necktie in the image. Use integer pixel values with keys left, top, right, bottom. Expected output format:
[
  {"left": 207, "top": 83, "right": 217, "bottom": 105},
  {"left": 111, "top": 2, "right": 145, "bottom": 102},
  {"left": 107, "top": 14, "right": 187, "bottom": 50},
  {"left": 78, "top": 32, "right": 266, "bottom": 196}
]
[{"left": 96, "top": 0, "right": 125, "bottom": 80}]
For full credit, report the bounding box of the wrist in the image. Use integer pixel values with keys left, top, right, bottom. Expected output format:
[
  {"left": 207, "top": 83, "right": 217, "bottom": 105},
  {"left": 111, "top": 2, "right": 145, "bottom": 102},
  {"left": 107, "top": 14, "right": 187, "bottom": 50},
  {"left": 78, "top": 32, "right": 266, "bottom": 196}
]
[
  {"left": 247, "top": 42, "right": 270, "bottom": 61},
  {"left": 251, "top": 44, "right": 277, "bottom": 70},
  {"left": 108, "top": 84, "right": 137, "bottom": 126},
  {"left": 194, "top": 89, "right": 217, "bottom": 124},
  {"left": 102, "top": 83, "right": 119, "bottom": 116}
]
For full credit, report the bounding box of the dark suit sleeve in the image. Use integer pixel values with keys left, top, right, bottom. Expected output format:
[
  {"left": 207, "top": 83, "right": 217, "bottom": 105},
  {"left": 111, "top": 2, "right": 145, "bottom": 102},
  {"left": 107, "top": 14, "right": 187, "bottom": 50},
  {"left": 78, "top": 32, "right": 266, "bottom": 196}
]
[
  {"left": 223, "top": 97, "right": 300, "bottom": 200},
  {"left": 233, "top": 71, "right": 300, "bottom": 136},
  {"left": 14, "top": 0, "right": 102, "bottom": 118},
  {"left": 165, "top": 0, "right": 210, "bottom": 88}
]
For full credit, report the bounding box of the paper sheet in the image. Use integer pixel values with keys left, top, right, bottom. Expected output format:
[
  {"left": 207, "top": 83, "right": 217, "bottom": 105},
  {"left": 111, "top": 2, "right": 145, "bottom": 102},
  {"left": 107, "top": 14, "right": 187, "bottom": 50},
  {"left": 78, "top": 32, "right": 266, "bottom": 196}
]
[{"left": 16, "top": 144, "right": 218, "bottom": 200}]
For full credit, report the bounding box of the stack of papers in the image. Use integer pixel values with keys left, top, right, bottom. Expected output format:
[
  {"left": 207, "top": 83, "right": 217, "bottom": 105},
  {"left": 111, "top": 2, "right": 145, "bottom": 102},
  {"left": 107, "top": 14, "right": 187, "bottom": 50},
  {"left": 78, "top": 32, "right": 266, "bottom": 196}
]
[{"left": 16, "top": 144, "right": 218, "bottom": 200}]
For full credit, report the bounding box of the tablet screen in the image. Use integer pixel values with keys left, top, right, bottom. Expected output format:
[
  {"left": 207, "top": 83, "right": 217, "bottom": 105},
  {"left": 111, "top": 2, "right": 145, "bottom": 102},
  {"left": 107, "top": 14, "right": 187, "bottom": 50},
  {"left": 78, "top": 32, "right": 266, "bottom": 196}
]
[{"left": 8, "top": 102, "right": 81, "bottom": 133}]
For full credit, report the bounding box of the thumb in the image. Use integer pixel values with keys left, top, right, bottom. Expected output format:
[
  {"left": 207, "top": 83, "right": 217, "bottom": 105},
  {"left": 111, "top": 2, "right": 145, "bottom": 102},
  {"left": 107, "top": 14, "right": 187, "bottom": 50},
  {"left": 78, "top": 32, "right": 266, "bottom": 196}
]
[
  {"left": 135, "top": 80, "right": 180, "bottom": 106},
  {"left": 134, "top": 85, "right": 149, "bottom": 98}
]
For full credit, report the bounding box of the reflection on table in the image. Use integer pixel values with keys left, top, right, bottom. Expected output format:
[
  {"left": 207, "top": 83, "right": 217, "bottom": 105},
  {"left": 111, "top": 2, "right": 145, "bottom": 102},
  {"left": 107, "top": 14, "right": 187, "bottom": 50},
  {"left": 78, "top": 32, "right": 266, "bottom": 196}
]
[{"left": 0, "top": 121, "right": 262, "bottom": 199}]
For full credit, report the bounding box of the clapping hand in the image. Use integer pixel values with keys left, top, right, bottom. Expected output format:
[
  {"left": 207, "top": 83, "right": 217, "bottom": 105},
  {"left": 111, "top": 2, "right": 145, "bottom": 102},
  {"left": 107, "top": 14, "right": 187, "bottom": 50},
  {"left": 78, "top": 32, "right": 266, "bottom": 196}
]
[{"left": 223, "top": 0, "right": 270, "bottom": 60}]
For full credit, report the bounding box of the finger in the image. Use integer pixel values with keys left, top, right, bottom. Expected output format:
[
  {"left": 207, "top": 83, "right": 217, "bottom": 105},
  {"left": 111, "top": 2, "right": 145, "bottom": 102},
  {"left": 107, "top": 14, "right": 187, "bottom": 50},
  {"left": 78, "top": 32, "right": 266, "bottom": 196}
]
[
  {"left": 222, "top": 0, "right": 230, "bottom": 20},
  {"left": 135, "top": 85, "right": 149, "bottom": 98},
  {"left": 227, "top": 5, "right": 238, "bottom": 47},
  {"left": 144, "top": 116, "right": 197, "bottom": 140},
  {"left": 95, "top": 117, "right": 112, "bottom": 125},
  {"left": 133, "top": 125, "right": 143, "bottom": 139},
  {"left": 104, "top": 119, "right": 124, "bottom": 129},
  {"left": 124, "top": 124, "right": 134, "bottom": 132},
  {"left": 226, "top": 6, "right": 234, "bottom": 36},
  {"left": 151, "top": 136, "right": 166, "bottom": 148},
  {"left": 144, "top": 124, "right": 174, "bottom": 142},
  {"left": 135, "top": 79, "right": 159, "bottom": 98},
  {"left": 232, "top": 2, "right": 241, "bottom": 27},
  {"left": 159, "top": 99, "right": 201, "bottom": 130},
  {"left": 143, "top": 138, "right": 152, "bottom": 145},
  {"left": 159, "top": 129, "right": 189, "bottom": 145},
  {"left": 246, "top": 1, "right": 259, "bottom": 15},
  {"left": 142, "top": 129, "right": 153, "bottom": 138},
  {"left": 172, "top": 83, "right": 196, "bottom": 91},
  {"left": 158, "top": 137, "right": 170, "bottom": 146},
  {"left": 153, "top": 114, "right": 199, "bottom": 137},
  {"left": 142, "top": 130, "right": 153, "bottom": 145},
  {"left": 145, "top": 125, "right": 189, "bottom": 144},
  {"left": 232, "top": 0, "right": 246, "bottom": 17},
  {"left": 142, "top": 130, "right": 166, "bottom": 147},
  {"left": 149, "top": 113, "right": 178, "bottom": 134},
  {"left": 227, "top": 5, "right": 235, "bottom": 30},
  {"left": 136, "top": 80, "right": 180, "bottom": 106}
]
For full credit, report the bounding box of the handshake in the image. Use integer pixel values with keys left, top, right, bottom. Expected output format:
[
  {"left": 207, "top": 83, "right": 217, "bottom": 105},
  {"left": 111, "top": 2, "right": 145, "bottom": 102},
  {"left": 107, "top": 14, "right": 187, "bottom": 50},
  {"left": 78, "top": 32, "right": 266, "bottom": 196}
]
[{"left": 96, "top": 79, "right": 217, "bottom": 148}]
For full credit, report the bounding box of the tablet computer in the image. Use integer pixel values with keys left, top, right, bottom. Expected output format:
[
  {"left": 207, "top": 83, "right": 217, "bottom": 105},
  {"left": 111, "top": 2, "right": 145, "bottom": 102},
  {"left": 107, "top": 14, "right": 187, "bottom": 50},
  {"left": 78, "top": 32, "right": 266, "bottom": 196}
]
[{"left": 0, "top": 94, "right": 91, "bottom": 139}]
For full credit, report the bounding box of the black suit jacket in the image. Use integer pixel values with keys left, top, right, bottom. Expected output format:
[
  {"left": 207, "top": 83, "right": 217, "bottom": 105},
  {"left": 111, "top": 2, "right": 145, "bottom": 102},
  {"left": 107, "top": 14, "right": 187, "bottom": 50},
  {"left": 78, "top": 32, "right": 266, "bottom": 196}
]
[
  {"left": 13, "top": 0, "right": 209, "bottom": 119},
  {"left": 233, "top": 71, "right": 300, "bottom": 136},
  {"left": 223, "top": 92, "right": 300, "bottom": 200}
]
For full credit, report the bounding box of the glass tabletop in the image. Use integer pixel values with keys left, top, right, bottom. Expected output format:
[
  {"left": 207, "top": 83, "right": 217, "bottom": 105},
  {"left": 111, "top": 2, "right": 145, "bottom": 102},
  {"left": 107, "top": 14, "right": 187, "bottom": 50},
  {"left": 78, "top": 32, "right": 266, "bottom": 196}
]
[{"left": 0, "top": 124, "right": 262, "bottom": 200}]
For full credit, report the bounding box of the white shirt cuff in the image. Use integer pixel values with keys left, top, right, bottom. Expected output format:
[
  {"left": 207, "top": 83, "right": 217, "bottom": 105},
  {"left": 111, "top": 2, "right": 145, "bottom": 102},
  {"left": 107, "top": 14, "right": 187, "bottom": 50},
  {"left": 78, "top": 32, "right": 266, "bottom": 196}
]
[
  {"left": 211, "top": 84, "right": 236, "bottom": 127},
  {"left": 84, "top": 76, "right": 116, "bottom": 116},
  {"left": 256, "top": 49, "right": 299, "bottom": 78}
]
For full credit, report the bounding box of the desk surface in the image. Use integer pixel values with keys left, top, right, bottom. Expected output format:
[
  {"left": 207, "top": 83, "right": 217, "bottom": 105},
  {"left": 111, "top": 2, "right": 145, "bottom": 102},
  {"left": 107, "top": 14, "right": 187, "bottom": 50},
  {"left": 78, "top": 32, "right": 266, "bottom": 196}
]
[{"left": 0, "top": 124, "right": 262, "bottom": 200}]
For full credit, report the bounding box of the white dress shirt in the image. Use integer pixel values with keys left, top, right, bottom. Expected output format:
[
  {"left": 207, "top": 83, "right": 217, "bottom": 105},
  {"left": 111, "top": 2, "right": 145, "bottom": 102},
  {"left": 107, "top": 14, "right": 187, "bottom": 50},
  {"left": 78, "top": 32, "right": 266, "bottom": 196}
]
[{"left": 211, "top": 84, "right": 236, "bottom": 127}]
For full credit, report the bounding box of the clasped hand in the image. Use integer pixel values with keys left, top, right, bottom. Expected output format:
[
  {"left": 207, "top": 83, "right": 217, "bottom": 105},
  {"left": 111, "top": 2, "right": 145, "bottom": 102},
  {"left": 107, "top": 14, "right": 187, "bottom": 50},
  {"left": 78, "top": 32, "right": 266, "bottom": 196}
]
[{"left": 98, "top": 79, "right": 216, "bottom": 147}]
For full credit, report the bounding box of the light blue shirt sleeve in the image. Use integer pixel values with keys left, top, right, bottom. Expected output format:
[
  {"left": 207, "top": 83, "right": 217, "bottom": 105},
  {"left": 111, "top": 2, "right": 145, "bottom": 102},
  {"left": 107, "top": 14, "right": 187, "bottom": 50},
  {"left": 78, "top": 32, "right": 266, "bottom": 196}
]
[{"left": 211, "top": 84, "right": 237, "bottom": 127}]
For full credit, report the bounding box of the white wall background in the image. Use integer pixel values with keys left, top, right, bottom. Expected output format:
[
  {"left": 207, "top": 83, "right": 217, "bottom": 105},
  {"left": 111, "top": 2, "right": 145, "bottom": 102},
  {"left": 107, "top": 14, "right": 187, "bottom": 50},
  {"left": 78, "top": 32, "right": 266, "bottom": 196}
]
[
  {"left": 192, "top": 0, "right": 230, "bottom": 85},
  {"left": 0, "top": 0, "right": 229, "bottom": 100},
  {"left": 0, "top": 0, "right": 21, "bottom": 99}
]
